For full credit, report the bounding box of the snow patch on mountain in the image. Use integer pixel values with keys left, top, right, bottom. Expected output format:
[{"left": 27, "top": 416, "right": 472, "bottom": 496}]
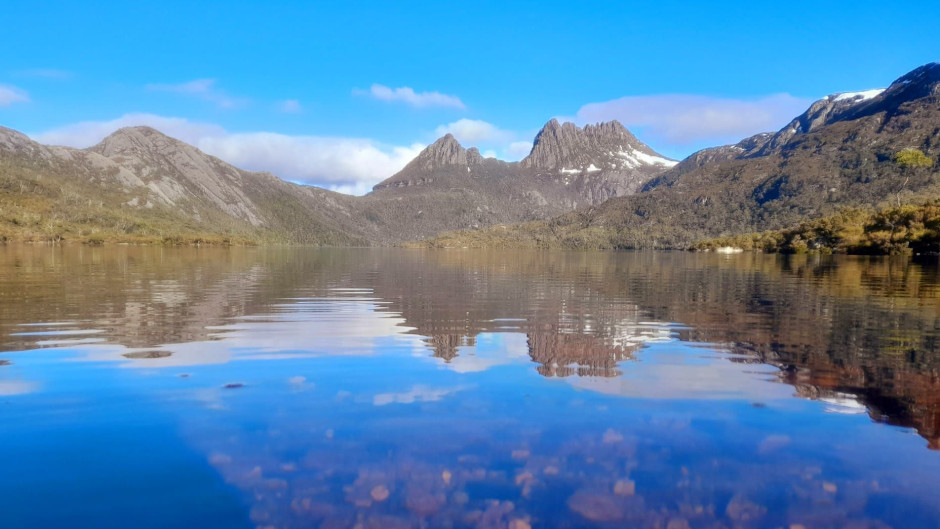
[
  {"left": 614, "top": 147, "right": 678, "bottom": 169},
  {"left": 833, "top": 89, "right": 884, "bottom": 103}
]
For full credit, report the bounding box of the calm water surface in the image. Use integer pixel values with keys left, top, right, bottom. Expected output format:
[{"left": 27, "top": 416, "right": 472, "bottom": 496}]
[{"left": 2, "top": 247, "right": 940, "bottom": 528}]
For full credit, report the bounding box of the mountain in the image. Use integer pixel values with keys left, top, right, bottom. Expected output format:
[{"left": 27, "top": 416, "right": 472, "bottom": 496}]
[
  {"left": 360, "top": 120, "right": 675, "bottom": 241},
  {"left": 419, "top": 62, "right": 940, "bottom": 250},
  {"left": 0, "top": 118, "right": 670, "bottom": 244},
  {"left": 6, "top": 62, "right": 938, "bottom": 248},
  {"left": 521, "top": 119, "right": 676, "bottom": 198},
  {"left": 374, "top": 119, "right": 675, "bottom": 204},
  {"left": 0, "top": 126, "right": 367, "bottom": 245}
]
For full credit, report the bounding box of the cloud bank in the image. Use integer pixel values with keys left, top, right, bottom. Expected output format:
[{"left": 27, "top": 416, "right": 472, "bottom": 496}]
[
  {"left": 358, "top": 84, "right": 465, "bottom": 109},
  {"left": 574, "top": 93, "right": 813, "bottom": 154},
  {"left": 30, "top": 113, "right": 425, "bottom": 196}
]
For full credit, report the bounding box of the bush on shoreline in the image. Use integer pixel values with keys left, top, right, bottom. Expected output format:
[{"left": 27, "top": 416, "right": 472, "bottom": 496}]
[{"left": 692, "top": 201, "right": 940, "bottom": 255}]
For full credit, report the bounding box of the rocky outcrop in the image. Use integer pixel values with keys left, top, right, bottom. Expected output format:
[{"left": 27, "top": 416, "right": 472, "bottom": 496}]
[
  {"left": 372, "top": 135, "right": 488, "bottom": 191},
  {"left": 88, "top": 127, "right": 267, "bottom": 225},
  {"left": 522, "top": 119, "right": 675, "bottom": 173},
  {"left": 373, "top": 119, "right": 675, "bottom": 213}
]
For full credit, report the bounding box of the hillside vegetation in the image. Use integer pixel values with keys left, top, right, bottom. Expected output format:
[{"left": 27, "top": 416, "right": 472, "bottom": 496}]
[
  {"left": 0, "top": 157, "right": 265, "bottom": 245},
  {"left": 693, "top": 201, "right": 940, "bottom": 255}
]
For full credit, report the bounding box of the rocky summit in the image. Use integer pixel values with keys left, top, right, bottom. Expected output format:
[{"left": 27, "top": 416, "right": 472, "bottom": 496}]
[{"left": 373, "top": 119, "right": 675, "bottom": 212}]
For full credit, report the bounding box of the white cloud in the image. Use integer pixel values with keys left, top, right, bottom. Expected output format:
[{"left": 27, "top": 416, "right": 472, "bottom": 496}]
[
  {"left": 434, "top": 118, "right": 514, "bottom": 144},
  {"left": 358, "top": 84, "right": 465, "bottom": 109},
  {"left": 31, "top": 113, "right": 226, "bottom": 147},
  {"left": 14, "top": 68, "right": 73, "bottom": 80},
  {"left": 506, "top": 141, "right": 533, "bottom": 158},
  {"left": 0, "top": 84, "right": 29, "bottom": 107},
  {"left": 197, "top": 132, "right": 425, "bottom": 193},
  {"left": 575, "top": 93, "right": 813, "bottom": 149},
  {"left": 146, "top": 78, "right": 247, "bottom": 109},
  {"left": 432, "top": 120, "right": 532, "bottom": 161},
  {"left": 278, "top": 99, "right": 302, "bottom": 113},
  {"left": 30, "top": 113, "right": 425, "bottom": 195}
]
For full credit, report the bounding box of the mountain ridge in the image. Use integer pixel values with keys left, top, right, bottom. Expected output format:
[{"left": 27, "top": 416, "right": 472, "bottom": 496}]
[
  {"left": 4, "top": 61, "right": 940, "bottom": 248},
  {"left": 416, "top": 61, "right": 940, "bottom": 251},
  {"left": 0, "top": 117, "right": 673, "bottom": 244}
]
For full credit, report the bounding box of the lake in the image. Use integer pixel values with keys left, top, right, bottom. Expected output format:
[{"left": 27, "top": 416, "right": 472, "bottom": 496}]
[{"left": 1, "top": 246, "right": 939, "bottom": 528}]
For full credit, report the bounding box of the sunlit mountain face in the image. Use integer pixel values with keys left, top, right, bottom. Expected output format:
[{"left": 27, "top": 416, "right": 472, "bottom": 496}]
[{"left": 2, "top": 247, "right": 940, "bottom": 528}]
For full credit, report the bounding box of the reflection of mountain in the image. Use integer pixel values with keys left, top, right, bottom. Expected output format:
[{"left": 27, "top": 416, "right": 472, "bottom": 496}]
[
  {"left": 3, "top": 246, "right": 940, "bottom": 447},
  {"left": 527, "top": 332, "right": 635, "bottom": 377},
  {"left": 379, "top": 251, "right": 940, "bottom": 448}
]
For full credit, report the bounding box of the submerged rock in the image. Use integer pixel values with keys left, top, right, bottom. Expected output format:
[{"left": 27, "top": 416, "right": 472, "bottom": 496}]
[
  {"left": 614, "top": 478, "right": 636, "bottom": 496},
  {"left": 405, "top": 489, "right": 446, "bottom": 517},
  {"left": 602, "top": 428, "right": 625, "bottom": 444},
  {"left": 508, "top": 518, "right": 532, "bottom": 529},
  {"left": 568, "top": 490, "right": 624, "bottom": 522},
  {"left": 370, "top": 485, "right": 390, "bottom": 502},
  {"left": 725, "top": 494, "right": 767, "bottom": 523}
]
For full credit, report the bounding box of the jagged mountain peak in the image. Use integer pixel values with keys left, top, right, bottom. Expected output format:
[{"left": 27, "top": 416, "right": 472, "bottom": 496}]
[
  {"left": 405, "top": 133, "right": 478, "bottom": 172},
  {"left": 522, "top": 119, "right": 675, "bottom": 172}
]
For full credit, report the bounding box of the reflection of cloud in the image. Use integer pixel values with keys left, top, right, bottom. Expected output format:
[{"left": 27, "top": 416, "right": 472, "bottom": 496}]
[
  {"left": 821, "top": 393, "right": 867, "bottom": 414},
  {"left": 434, "top": 333, "right": 531, "bottom": 373},
  {"left": 68, "top": 297, "right": 424, "bottom": 368},
  {"left": 0, "top": 380, "right": 38, "bottom": 396},
  {"left": 373, "top": 384, "right": 466, "bottom": 406},
  {"left": 570, "top": 345, "right": 792, "bottom": 401}
]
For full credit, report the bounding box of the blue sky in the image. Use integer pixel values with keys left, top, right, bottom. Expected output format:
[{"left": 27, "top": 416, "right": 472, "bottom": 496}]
[{"left": 1, "top": 0, "right": 938, "bottom": 193}]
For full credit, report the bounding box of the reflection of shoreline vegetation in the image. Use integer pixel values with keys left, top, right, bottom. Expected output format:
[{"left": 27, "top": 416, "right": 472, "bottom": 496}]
[
  {"left": 4, "top": 247, "right": 940, "bottom": 447},
  {"left": 692, "top": 201, "right": 940, "bottom": 255}
]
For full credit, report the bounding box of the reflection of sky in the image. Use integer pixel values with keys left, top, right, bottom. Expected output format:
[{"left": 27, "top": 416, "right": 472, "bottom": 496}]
[
  {"left": 571, "top": 342, "right": 794, "bottom": 401},
  {"left": 3, "top": 284, "right": 940, "bottom": 527},
  {"left": 54, "top": 297, "right": 427, "bottom": 368},
  {"left": 429, "top": 332, "right": 531, "bottom": 373}
]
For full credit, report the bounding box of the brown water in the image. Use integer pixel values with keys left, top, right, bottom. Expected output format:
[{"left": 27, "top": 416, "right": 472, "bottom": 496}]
[{"left": 1, "top": 246, "right": 939, "bottom": 528}]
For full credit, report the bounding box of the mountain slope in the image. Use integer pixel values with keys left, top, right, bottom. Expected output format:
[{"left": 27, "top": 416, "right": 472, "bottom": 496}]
[
  {"left": 418, "top": 62, "right": 940, "bottom": 249},
  {"left": 0, "top": 126, "right": 367, "bottom": 244}
]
